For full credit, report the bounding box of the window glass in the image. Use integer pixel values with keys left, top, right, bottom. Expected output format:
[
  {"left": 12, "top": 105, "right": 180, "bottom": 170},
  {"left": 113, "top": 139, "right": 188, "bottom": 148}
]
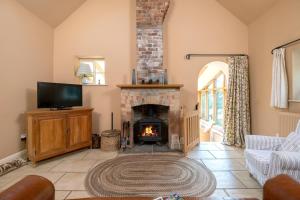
[
  {"left": 79, "top": 59, "right": 105, "bottom": 85},
  {"left": 199, "top": 73, "right": 226, "bottom": 128},
  {"left": 201, "top": 92, "right": 206, "bottom": 119},
  {"left": 216, "top": 74, "right": 224, "bottom": 88},
  {"left": 208, "top": 84, "right": 214, "bottom": 122},
  {"left": 216, "top": 91, "right": 224, "bottom": 126}
]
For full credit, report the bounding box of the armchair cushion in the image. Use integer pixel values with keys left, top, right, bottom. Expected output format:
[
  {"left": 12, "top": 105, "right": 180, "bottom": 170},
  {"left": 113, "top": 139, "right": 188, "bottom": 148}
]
[
  {"left": 270, "top": 151, "right": 300, "bottom": 169},
  {"left": 245, "top": 135, "right": 285, "bottom": 150},
  {"left": 245, "top": 149, "right": 272, "bottom": 175},
  {"left": 280, "top": 132, "right": 300, "bottom": 152},
  {"left": 268, "top": 151, "right": 300, "bottom": 181}
]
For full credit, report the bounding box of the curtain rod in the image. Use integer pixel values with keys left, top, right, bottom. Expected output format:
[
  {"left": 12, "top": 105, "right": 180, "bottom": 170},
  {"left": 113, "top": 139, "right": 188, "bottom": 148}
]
[
  {"left": 271, "top": 38, "right": 300, "bottom": 54},
  {"left": 185, "top": 54, "right": 248, "bottom": 60}
]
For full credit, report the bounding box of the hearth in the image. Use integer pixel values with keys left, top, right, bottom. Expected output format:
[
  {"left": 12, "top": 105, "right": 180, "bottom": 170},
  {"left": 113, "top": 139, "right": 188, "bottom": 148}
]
[{"left": 133, "top": 104, "right": 168, "bottom": 145}]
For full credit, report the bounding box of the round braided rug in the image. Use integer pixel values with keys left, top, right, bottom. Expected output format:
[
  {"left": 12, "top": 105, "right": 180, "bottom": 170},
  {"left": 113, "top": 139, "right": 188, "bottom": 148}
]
[{"left": 85, "top": 154, "right": 216, "bottom": 197}]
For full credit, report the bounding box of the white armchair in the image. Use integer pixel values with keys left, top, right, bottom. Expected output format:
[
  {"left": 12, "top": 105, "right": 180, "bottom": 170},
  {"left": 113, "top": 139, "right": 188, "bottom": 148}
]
[{"left": 245, "top": 134, "right": 300, "bottom": 185}]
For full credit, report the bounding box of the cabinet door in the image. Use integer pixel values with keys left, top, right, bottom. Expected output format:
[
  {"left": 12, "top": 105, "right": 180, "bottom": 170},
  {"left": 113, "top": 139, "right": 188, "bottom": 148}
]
[
  {"left": 35, "top": 116, "right": 67, "bottom": 160},
  {"left": 67, "top": 113, "right": 91, "bottom": 150}
]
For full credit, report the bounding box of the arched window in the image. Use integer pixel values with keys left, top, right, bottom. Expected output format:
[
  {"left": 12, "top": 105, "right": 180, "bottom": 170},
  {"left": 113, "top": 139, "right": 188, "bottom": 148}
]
[{"left": 199, "top": 72, "right": 226, "bottom": 127}]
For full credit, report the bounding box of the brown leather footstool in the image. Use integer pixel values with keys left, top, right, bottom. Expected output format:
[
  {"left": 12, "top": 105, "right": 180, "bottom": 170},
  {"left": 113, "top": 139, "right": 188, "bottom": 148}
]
[
  {"left": 264, "top": 174, "right": 300, "bottom": 200},
  {"left": 0, "top": 175, "right": 55, "bottom": 200}
]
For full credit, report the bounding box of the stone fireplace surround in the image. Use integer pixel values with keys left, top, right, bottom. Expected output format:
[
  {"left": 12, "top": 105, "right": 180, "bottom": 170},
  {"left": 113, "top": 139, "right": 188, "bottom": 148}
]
[{"left": 118, "top": 85, "right": 182, "bottom": 150}]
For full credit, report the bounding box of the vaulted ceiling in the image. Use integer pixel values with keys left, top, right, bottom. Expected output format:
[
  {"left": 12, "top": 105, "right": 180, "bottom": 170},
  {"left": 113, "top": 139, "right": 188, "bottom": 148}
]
[
  {"left": 15, "top": 0, "right": 279, "bottom": 27},
  {"left": 16, "top": 0, "right": 86, "bottom": 27},
  {"left": 216, "top": 0, "right": 279, "bottom": 24}
]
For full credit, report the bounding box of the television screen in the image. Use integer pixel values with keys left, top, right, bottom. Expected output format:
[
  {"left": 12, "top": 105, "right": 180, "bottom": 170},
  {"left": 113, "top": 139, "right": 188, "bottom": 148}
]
[{"left": 37, "top": 82, "right": 82, "bottom": 109}]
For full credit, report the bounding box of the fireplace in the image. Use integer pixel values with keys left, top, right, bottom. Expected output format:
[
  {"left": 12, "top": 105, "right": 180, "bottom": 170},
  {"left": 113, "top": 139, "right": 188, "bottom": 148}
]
[
  {"left": 133, "top": 104, "right": 168, "bottom": 145},
  {"left": 119, "top": 85, "right": 182, "bottom": 149}
]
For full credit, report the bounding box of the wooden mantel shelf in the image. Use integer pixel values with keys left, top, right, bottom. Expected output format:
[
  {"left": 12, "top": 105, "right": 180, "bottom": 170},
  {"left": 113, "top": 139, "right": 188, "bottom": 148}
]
[{"left": 117, "top": 84, "right": 184, "bottom": 89}]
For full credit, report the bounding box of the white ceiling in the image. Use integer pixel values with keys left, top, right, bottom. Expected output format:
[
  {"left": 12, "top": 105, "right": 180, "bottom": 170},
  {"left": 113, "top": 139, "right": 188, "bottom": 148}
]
[
  {"left": 216, "top": 0, "right": 279, "bottom": 24},
  {"left": 16, "top": 0, "right": 86, "bottom": 27}
]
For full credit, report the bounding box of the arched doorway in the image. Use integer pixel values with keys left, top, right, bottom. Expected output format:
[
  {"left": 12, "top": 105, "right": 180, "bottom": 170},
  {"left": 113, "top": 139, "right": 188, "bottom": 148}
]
[{"left": 198, "top": 61, "right": 228, "bottom": 142}]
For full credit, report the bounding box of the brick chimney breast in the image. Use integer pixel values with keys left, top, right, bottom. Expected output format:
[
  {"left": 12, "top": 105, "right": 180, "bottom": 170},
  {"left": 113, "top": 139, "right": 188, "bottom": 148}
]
[
  {"left": 136, "top": 0, "right": 170, "bottom": 27},
  {"left": 136, "top": 0, "right": 170, "bottom": 78}
]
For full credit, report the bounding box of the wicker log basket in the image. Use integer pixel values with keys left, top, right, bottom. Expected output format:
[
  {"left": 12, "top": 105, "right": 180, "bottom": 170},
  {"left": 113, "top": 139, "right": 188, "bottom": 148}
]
[
  {"left": 101, "top": 129, "right": 120, "bottom": 151},
  {"left": 101, "top": 112, "right": 121, "bottom": 151}
]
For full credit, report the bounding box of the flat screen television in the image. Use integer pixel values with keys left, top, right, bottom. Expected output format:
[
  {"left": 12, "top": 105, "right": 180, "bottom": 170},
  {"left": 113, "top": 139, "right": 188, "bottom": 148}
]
[{"left": 37, "top": 82, "right": 82, "bottom": 109}]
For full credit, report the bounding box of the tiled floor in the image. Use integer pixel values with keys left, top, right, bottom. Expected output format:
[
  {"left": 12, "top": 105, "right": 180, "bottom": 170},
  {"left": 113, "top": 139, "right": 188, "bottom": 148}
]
[
  {"left": 0, "top": 142, "right": 262, "bottom": 200},
  {"left": 187, "top": 142, "right": 262, "bottom": 199}
]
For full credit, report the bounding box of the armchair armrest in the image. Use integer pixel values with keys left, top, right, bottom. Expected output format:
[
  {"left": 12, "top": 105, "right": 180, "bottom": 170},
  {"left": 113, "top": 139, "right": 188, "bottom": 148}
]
[
  {"left": 268, "top": 151, "right": 300, "bottom": 179},
  {"left": 245, "top": 135, "right": 285, "bottom": 150},
  {"left": 271, "top": 151, "right": 300, "bottom": 170}
]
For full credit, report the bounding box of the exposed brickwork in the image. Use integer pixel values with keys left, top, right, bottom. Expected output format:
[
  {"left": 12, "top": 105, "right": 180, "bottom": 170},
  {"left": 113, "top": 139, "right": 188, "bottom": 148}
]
[
  {"left": 120, "top": 88, "right": 181, "bottom": 149},
  {"left": 137, "top": 27, "right": 163, "bottom": 70},
  {"left": 136, "top": 0, "right": 170, "bottom": 81},
  {"left": 136, "top": 0, "right": 170, "bottom": 27}
]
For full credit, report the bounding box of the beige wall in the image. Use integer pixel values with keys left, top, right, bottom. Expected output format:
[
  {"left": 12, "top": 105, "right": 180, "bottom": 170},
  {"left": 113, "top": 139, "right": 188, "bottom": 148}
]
[
  {"left": 53, "top": 0, "right": 248, "bottom": 134},
  {"left": 249, "top": 0, "right": 300, "bottom": 136},
  {"left": 4, "top": 0, "right": 295, "bottom": 159},
  {"left": 53, "top": 0, "right": 136, "bottom": 133},
  {"left": 0, "top": 0, "right": 53, "bottom": 159},
  {"left": 166, "top": 0, "right": 248, "bottom": 112}
]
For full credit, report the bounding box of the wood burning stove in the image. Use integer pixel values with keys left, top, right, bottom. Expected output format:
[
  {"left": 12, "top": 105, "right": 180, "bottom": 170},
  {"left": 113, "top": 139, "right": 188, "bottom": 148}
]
[{"left": 133, "top": 104, "right": 168, "bottom": 145}]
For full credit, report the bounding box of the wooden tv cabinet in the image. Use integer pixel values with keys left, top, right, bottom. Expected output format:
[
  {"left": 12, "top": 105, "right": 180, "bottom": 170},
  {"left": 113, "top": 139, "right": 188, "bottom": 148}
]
[{"left": 26, "top": 107, "right": 93, "bottom": 165}]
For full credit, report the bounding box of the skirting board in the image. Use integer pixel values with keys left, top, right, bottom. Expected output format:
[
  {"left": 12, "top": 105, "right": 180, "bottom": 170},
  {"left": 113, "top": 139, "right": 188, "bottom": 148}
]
[{"left": 0, "top": 150, "right": 27, "bottom": 165}]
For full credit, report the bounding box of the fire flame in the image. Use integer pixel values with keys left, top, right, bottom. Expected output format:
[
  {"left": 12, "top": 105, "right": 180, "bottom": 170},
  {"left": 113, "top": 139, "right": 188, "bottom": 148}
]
[{"left": 142, "top": 126, "right": 158, "bottom": 137}]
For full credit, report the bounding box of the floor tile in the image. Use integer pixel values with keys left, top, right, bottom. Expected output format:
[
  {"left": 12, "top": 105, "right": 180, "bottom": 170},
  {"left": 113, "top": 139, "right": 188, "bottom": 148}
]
[
  {"left": 209, "top": 151, "right": 244, "bottom": 159},
  {"left": 192, "top": 159, "right": 205, "bottom": 165},
  {"left": 90, "top": 159, "right": 110, "bottom": 168},
  {"left": 231, "top": 171, "right": 261, "bottom": 188},
  {"left": 213, "top": 172, "right": 245, "bottom": 189},
  {"left": 202, "top": 159, "right": 247, "bottom": 171},
  {"left": 26, "top": 158, "right": 64, "bottom": 172},
  {"left": 0, "top": 171, "right": 64, "bottom": 191},
  {"left": 83, "top": 150, "right": 118, "bottom": 160},
  {"left": 225, "top": 189, "right": 263, "bottom": 200},
  {"left": 55, "top": 191, "right": 71, "bottom": 200},
  {"left": 67, "top": 191, "right": 92, "bottom": 199},
  {"left": 215, "top": 143, "right": 239, "bottom": 151},
  {"left": 236, "top": 158, "right": 246, "bottom": 166},
  {"left": 193, "top": 144, "right": 220, "bottom": 151},
  {"left": 201, "top": 142, "right": 219, "bottom": 145},
  {"left": 51, "top": 160, "right": 96, "bottom": 173},
  {"left": 60, "top": 149, "right": 90, "bottom": 160},
  {"left": 187, "top": 150, "right": 215, "bottom": 159},
  {"left": 207, "top": 189, "right": 229, "bottom": 198},
  {"left": 55, "top": 173, "right": 87, "bottom": 190}
]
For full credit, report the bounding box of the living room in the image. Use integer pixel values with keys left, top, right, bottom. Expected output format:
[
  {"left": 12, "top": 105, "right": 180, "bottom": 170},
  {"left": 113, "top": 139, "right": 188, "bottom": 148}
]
[{"left": 1, "top": 0, "right": 300, "bottom": 200}]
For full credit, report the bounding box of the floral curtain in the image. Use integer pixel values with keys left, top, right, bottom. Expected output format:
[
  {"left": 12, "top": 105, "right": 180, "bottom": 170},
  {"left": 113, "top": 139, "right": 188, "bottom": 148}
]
[{"left": 223, "top": 56, "right": 251, "bottom": 147}]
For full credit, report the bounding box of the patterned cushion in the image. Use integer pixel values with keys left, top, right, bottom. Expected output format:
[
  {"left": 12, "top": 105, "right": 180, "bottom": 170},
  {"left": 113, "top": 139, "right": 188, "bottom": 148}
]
[
  {"left": 245, "top": 149, "right": 272, "bottom": 175},
  {"left": 280, "top": 132, "right": 300, "bottom": 152}
]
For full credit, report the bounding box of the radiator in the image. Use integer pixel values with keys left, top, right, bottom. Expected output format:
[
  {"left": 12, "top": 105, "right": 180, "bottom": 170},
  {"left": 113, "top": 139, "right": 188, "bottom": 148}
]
[{"left": 279, "top": 112, "right": 300, "bottom": 136}]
